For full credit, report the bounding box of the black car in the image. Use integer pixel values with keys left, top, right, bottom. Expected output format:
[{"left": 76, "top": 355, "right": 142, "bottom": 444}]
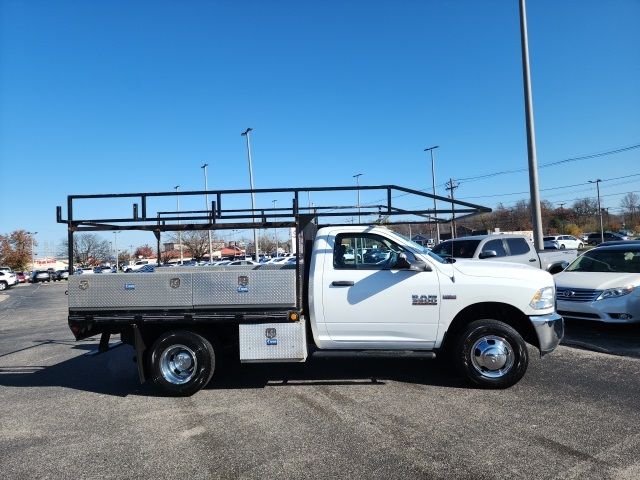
[
  {"left": 587, "top": 231, "right": 627, "bottom": 246},
  {"left": 53, "top": 269, "right": 70, "bottom": 281}
]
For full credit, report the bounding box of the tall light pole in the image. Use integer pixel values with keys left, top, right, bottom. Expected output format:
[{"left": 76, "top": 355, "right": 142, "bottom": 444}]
[
  {"left": 272, "top": 199, "right": 278, "bottom": 257},
  {"left": 353, "top": 173, "right": 363, "bottom": 224},
  {"left": 27, "top": 231, "right": 37, "bottom": 271},
  {"left": 201, "top": 163, "right": 213, "bottom": 262},
  {"left": 519, "top": 0, "right": 544, "bottom": 251},
  {"left": 241, "top": 128, "right": 260, "bottom": 261},
  {"left": 175, "top": 185, "right": 183, "bottom": 265},
  {"left": 590, "top": 179, "right": 604, "bottom": 244},
  {"left": 113, "top": 231, "right": 120, "bottom": 270},
  {"left": 424, "top": 146, "right": 440, "bottom": 244}
]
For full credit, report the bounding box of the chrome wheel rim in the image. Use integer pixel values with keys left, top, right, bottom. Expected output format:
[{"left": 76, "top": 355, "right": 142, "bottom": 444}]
[
  {"left": 159, "top": 344, "right": 197, "bottom": 385},
  {"left": 470, "top": 335, "right": 514, "bottom": 379}
]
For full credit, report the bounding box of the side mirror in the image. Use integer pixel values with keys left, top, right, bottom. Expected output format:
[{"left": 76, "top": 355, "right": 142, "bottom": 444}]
[
  {"left": 479, "top": 250, "right": 498, "bottom": 259},
  {"left": 396, "top": 253, "right": 431, "bottom": 271}
]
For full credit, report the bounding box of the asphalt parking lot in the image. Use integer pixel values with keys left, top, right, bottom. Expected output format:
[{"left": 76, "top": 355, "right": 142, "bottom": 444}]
[{"left": 1, "top": 282, "right": 639, "bottom": 479}]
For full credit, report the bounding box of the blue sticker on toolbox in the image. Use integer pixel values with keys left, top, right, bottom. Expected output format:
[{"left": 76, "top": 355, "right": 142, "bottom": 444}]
[
  {"left": 124, "top": 283, "right": 135, "bottom": 290},
  {"left": 266, "top": 338, "right": 278, "bottom": 346}
]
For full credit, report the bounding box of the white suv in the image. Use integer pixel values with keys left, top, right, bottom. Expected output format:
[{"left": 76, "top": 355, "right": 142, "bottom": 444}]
[
  {"left": 544, "top": 235, "right": 583, "bottom": 249},
  {"left": 0, "top": 270, "right": 18, "bottom": 290}
]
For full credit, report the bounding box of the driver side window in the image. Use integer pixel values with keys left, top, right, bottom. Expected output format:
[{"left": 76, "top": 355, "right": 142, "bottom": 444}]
[
  {"left": 333, "top": 233, "right": 414, "bottom": 269},
  {"left": 482, "top": 239, "right": 507, "bottom": 257}
]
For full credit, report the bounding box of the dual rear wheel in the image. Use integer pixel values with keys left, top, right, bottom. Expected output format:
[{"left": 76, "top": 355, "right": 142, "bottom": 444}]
[{"left": 148, "top": 330, "right": 215, "bottom": 396}]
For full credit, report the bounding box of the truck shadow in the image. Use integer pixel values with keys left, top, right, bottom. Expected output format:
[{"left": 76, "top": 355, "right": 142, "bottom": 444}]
[
  {"left": 209, "top": 356, "right": 468, "bottom": 391},
  {"left": 0, "top": 341, "right": 467, "bottom": 397}
]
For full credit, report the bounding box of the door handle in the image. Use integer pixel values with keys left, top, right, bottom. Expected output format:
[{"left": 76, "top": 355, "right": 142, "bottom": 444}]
[
  {"left": 529, "top": 259, "right": 536, "bottom": 262},
  {"left": 332, "top": 281, "right": 354, "bottom": 287}
]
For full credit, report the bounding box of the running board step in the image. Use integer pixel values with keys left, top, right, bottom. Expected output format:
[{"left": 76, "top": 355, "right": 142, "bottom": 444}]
[{"left": 310, "top": 350, "right": 436, "bottom": 359}]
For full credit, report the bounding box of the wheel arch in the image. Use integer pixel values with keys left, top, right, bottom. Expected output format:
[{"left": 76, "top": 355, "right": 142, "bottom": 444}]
[{"left": 441, "top": 302, "right": 538, "bottom": 352}]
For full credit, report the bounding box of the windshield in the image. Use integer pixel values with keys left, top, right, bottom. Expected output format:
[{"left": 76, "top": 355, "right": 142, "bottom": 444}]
[
  {"left": 390, "top": 231, "right": 447, "bottom": 264},
  {"left": 566, "top": 249, "right": 640, "bottom": 273},
  {"left": 431, "top": 240, "right": 481, "bottom": 259}
]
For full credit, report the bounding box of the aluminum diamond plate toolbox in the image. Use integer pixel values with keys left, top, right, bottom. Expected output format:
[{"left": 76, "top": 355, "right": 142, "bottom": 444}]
[
  {"left": 68, "top": 273, "right": 193, "bottom": 310},
  {"left": 239, "top": 320, "right": 307, "bottom": 362},
  {"left": 192, "top": 269, "right": 296, "bottom": 308}
]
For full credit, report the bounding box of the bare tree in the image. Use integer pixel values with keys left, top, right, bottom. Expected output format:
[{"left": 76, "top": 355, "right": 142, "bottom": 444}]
[
  {"left": 620, "top": 192, "right": 639, "bottom": 228},
  {"left": 61, "top": 234, "right": 111, "bottom": 265},
  {"left": 169, "top": 231, "right": 210, "bottom": 260},
  {"left": 572, "top": 198, "right": 598, "bottom": 227}
]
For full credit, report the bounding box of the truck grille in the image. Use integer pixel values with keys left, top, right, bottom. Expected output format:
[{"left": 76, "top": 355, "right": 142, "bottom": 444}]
[{"left": 556, "top": 287, "right": 602, "bottom": 302}]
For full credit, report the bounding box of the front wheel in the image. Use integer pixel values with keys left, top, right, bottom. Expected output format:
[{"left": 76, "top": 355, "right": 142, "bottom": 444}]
[
  {"left": 149, "top": 330, "right": 215, "bottom": 396},
  {"left": 453, "top": 319, "right": 528, "bottom": 389},
  {"left": 0, "top": 282, "right": 6, "bottom": 291}
]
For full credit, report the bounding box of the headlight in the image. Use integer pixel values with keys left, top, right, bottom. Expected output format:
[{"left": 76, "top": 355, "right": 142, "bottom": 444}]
[
  {"left": 595, "top": 285, "right": 635, "bottom": 301},
  {"left": 530, "top": 286, "right": 555, "bottom": 310}
]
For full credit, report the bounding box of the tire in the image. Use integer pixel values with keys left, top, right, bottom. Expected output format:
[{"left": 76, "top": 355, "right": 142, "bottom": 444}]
[
  {"left": 578, "top": 243, "right": 583, "bottom": 249},
  {"left": 560, "top": 244, "right": 566, "bottom": 249},
  {"left": 453, "top": 319, "right": 528, "bottom": 389},
  {"left": 0, "top": 282, "right": 6, "bottom": 291},
  {"left": 149, "top": 330, "right": 215, "bottom": 396}
]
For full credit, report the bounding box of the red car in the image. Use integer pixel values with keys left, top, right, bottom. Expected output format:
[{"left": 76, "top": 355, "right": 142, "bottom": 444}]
[{"left": 15, "top": 272, "right": 28, "bottom": 283}]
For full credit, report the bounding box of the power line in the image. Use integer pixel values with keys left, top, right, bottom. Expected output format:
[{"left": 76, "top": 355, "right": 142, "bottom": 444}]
[{"left": 447, "top": 143, "right": 640, "bottom": 187}]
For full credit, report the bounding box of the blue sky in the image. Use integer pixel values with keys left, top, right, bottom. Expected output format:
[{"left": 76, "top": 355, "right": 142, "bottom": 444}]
[{"left": 1, "top": 0, "right": 639, "bottom": 254}]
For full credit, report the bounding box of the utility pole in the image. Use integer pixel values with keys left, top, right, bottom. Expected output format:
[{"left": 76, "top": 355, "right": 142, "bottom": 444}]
[
  {"left": 445, "top": 179, "right": 459, "bottom": 239},
  {"left": 272, "top": 199, "right": 278, "bottom": 257},
  {"left": 424, "top": 146, "right": 440, "bottom": 243},
  {"left": 519, "top": 0, "right": 544, "bottom": 251},
  {"left": 353, "top": 173, "right": 363, "bottom": 224},
  {"left": 241, "top": 128, "right": 260, "bottom": 262},
  {"left": 201, "top": 163, "right": 213, "bottom": 263},
  {"left": 589, "top": 179, "right": 604, "bottom": 244},
  {"left": 113, "top": 231, "right": 120, "bottom": 270},
  {"left": 558, "top": 202, "right": 566, "bottom": 233},
  {"left": 175, "top": 185, "right": 183, "bottom": 265}
]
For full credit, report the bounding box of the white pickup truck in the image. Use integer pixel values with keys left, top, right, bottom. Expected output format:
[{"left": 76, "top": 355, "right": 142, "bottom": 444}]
[
  {"left": 67, "top": 225, "right": 563, "bottom": 395},
  {"left": 432, "top": 234, "right": 578, "bottom": 274}
]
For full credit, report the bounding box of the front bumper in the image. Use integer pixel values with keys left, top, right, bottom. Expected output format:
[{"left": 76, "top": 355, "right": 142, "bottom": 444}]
[{"left": 529, "top": 312, "right": 564, "bottom": 356}]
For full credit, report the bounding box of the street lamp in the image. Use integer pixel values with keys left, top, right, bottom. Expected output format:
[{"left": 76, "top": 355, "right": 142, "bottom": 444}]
[
  {"left": 113, "top": 231, "right": 121, "bottom": 270},
  {"left": 424, "top": 146, "right": 440, "bottom": 244},
  {"left": 201, "top": 163, "right": 213, "bottom": 262},
  {"left": 589, "top": 179, "right": 604, "bottom": 244},
  {"left": 241, "top": 128, "right": 259, "bottom": 262},
  {"left": 175, "top": 185, "right": 183, "bottom": 265},
  {"left": 26, "top": 231, "right": 37, "bottom": 271},
  {"left": 519, "top": 0, "right": 544, "bottom": 251},
  {"left": 353, "top": 173, "right": 363, "bottom": 224},
  {"left": 272, "top": 199, "right": 278, "bottom": 257}
]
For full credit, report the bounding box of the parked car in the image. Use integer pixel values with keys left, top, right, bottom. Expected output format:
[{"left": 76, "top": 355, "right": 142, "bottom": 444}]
[
  {"left": 543, "top": 239, "right": 560, "bottom": 250},
  {"left": 15, "top": 271, "right": 28, "bottom": 283},
  {"left": 431, "top": 234, "right": 577, "bottom": 274},
  {"left": 587, "top": 232, "right": 628, "bottom": 246},
  {"left": 543, "top": 235, "right": 583, "bottom": 249},
  {"left": 31, "top": 270, "right": 52, "bottom": 283},
  {"left": 0, "top": 270, "right": 18, "bottom": 290},
  {"left": 53, "top": 269, "right": 70, "bottom": 281},
  {"left": 124, "top": 260, "right": 155, "bottom": 272},
  {"left": 227, "top": 260, "right": 259, "bottom": 266},
  {"left": 597, "top": 240, "right": 640, "bottom": 248},
  {"left": 555, "top": 244, "right": 640, "bottom": 323}
]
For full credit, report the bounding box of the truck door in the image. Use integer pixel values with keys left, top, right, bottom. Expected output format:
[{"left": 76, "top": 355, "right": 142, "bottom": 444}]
[{"left": 321, "top": 232, "right": 440, "bottom": 348}]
